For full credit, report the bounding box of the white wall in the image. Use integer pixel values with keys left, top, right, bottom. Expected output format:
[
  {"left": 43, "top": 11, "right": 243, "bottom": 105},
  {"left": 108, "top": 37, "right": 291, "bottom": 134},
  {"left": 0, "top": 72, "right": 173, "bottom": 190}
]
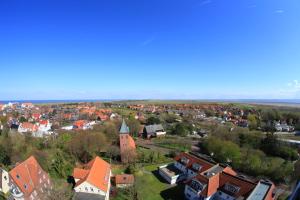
[
  {"left": 75, "top": 181, "right": 106, "bottom": 196},
  {"left": 0, "top": 169, "right": 10, "bottom": 194}
]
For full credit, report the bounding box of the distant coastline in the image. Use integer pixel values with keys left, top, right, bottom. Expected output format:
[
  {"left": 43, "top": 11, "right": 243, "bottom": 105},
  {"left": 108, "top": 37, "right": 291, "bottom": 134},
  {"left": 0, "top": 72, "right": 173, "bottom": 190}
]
[{"left": 1, "top": 99, "right": 300, "bottom": 106}]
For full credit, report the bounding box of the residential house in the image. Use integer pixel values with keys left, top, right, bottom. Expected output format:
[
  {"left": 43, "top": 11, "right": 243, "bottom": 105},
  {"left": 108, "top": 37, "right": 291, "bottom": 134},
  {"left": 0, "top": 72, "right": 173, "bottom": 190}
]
[
  {"left": 184, "top": 171, "right": 275, "bottom": 200},
  {"left": 143, "top": 124, "right": 166, "bottom": 138},
  {"left": 115, "top": 174, "right": 134, "bottom": 188},
  {"left": 0, "top": 168, "right": 10, "bottom": 194},
  {"left": 31, "top": 113, "right": 41, "bottom": 121},
  {"left": 32, "top": 120, "right": 53, "bottom": 137},
  {"left": 158, "top": 152, "right": 275, "bottom": 200},
  {"left": 119, "top": 120, "right": 136, "bottom": 163},
  {"left": 73, "top": 156, "right": 111, "bottom": 200},
  {"left": 73, "top": 120, "right": 94, "bottom": 130},
  {"left": 159, "top": 152, "right": 216, "bottom": 184},
  {"left": 9, "top": 156, "right": 52, "bottom": 200},
  {"left": 18, "top": 122, "right": 38, "bottom": 133},
  {"left": 21, "top": 103, "right": 34, "bottom": 109}
]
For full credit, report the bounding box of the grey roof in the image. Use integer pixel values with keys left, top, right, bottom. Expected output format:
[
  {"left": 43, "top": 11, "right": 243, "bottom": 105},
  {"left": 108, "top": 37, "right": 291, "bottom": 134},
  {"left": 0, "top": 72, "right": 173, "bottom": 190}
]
[
  {"left": 73, "top": 192, "right": 105, "bottom": 200},
  {"left": 246, "top": 181, "right": 271, "bottom": 200},
  {"left": 119, "top": 119, "right": 130, "bottom": 134},
  {"left": 145, "top": 124, "right": 164, "bottom": 134}
]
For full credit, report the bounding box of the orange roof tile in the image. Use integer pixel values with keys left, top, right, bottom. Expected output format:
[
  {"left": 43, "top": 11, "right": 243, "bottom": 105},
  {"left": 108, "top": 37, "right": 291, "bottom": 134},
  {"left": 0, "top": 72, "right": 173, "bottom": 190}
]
[
  {"left": 175, "top": 153, "right": 214, "bottom": 173},
  {"left": 73, "top": 156, "right": 111, "bottom": 192},
  {"left": 9, "top": 156, "right": 51, "bottom": 198},
  {"left": 115, "top": 174, "right": 135, "bottom": 185}
]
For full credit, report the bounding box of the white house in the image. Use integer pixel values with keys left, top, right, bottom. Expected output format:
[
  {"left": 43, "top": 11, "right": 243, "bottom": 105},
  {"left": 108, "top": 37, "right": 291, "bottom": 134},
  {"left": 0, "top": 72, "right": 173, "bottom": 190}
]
[{"left": 73, "top": 156, "right": 111, "bottom": 200}]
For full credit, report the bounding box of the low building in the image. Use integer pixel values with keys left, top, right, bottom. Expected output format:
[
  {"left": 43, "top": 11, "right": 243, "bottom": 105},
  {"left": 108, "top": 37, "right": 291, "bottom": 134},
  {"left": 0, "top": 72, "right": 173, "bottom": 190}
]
[
  {"left": 18, "top": 122, "right": 38, "bottom": 133},
  {"left": 185, "top": 171, "right": 275, "bottom": 200},
  {"left": 9, "top": 156, "right": 52, "bottom": 200},
  {"left": 73, "top": 156, "right": 111, "bottom": 200},
  {"left": 158, "top": 152, "right": 275, "bottom": 200},
  {"left": 115, "top": 174, "right": 134, "bottom": 188},
  {"left": 159, "top": 152, "right": 216, "bottom": 184},
  {"left": 143, "top": 124, "right": 166, "bottom": 138},
  {"left": 0, "top": 168, "right": 10, "bottom": 194}
]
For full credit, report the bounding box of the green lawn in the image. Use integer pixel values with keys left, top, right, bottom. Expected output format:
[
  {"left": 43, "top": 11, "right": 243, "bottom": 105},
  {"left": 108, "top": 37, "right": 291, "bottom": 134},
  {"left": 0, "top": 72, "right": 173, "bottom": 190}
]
[
  {"left": 135, "top": 164, "right": 185, "bottom": 200},
  {"left": 111, "top": 164, "right": 184, "bottom": 200}
]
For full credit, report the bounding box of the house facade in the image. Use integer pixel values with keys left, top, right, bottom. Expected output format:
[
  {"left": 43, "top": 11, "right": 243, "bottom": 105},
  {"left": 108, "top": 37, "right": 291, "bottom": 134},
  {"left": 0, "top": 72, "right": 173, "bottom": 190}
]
[{"left": 73, "top": 156, "right": 111, "bottom": 200}]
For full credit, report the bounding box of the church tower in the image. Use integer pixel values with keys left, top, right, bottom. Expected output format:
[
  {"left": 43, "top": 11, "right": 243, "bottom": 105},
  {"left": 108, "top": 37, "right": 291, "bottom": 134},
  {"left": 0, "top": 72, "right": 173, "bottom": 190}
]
[{"left": 119, "top": 119, "right": 136, "bottom": 163}]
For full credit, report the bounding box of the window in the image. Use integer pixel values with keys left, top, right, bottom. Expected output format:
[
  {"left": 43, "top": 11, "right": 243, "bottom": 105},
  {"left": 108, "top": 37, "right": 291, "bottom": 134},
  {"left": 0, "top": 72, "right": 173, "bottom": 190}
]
[
  {"left": 24, "top": 184, "right": 27, "bottom": 189},
  {"left": 224, "top": 183, "right": 240, "bottom": 194},
  {"left": 190, "top": 180, "right": 204, "bottom": 192},
  {"left": 192, "top": 163, "right": 202, "bottom": 171},
  {"left": 181, "top": 157, "right": 189, "bottom": 165},
  {"left": 91, "top": 187, "right": 94, "bottom": 192},
  {"left": 4, "top": 176, "right": 7, "bottom": 180},
  {"left": 85, "top": 187, "right": 88, "bottom": 191},
  {"left": 16, "top": 174, "right": 20, "bottom": 179}
]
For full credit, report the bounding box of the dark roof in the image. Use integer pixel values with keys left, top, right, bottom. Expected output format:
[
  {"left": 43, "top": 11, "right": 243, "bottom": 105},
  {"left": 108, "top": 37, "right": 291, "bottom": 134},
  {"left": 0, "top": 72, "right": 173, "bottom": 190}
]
[
  {"left": 74, "top": 192, "right": 105, "bottom": 200},
  {"left": 144, "top": 124, "right": 164, "bottom": 134}
]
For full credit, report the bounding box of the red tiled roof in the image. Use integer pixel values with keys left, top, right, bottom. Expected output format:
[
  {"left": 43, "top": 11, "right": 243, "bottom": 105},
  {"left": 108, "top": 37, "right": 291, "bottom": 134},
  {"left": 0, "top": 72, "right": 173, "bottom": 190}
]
[
  {"left": 175, "top": 153, "right": 214, "bottom": 173},
  {"left": 20, "top": 122, "right": 38, "bottom": 132},
  {"left": 73, "top": 156, "right": 111, "bottom": 192},
  {"left": 218, "top": 172, "right": 256, "bottom": 198},
  {"left": 73, "top": 120, "right": 86, "bottom": 128},
  {"left": 9, "top": 156, "right": 51, "bottom": 198},
  {"left": 39, "top": 120, "right": 48, "bottom": 125},
  {"left": 115, "top": 174, "right": 134, "bottom": 185}
]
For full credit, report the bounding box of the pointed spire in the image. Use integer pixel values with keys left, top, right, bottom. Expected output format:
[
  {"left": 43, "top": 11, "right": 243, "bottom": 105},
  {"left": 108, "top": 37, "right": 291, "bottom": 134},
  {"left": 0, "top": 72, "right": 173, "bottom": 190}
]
[{"left": 120, "top": 119, "right": 130, "bottom": 134}]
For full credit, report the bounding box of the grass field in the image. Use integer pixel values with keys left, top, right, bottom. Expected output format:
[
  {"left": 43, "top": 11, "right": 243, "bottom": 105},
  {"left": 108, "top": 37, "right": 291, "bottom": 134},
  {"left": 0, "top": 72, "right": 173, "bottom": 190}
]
[
  {"left": 135, "top": 165, "right": 185, "bottom": 200},
  {"left": 111, "top": 164, "right": 184, "bottom": 200}
]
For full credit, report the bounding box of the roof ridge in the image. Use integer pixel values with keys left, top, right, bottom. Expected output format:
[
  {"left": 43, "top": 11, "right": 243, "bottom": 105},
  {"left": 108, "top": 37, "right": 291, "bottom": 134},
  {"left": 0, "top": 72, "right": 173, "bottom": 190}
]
[{"left": 222, "top": 172, "right": 256, "bottom": 185}]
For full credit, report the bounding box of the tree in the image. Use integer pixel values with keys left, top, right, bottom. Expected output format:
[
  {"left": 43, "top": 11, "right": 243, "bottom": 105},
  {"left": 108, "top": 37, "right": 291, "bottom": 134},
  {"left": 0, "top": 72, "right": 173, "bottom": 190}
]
[
  {"left": 146, "top": 116, "right": 161, "bottom": 125},
  {"left": 127, "top": 118, "right": 141, "bottom": 137},
  {"left": 172, "top": 123, "right": 189, "bottom": 137},
  {"left": 49, "top": 150, "right": 73, "bottom": 178},
  {"left": 247, "top": 114, "right": 258, "bottom": 130},
  {"left": 0, "top": 144, "right": 10, "bottom": 165},
  {"left": 105, "top": 145, "right": 120, "bottom": 161},
  {"left": 204, "top": 137, "right": 241, "bottom": 165},
  {"left": 45, "top": 180, "right": 74, "bottom": 200},
  {"left": 19, "top": 116, "right": 27, "bottom": 123},
  {"left": 68, "top": 131, "right": 107, "bottom": 163}
]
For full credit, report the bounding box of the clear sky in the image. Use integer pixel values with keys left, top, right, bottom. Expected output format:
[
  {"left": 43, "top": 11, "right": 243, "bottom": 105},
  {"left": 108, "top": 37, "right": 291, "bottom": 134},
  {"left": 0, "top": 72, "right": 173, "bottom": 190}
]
[{"left": 1, "top": 0, "right": 300, "bottom": 100}]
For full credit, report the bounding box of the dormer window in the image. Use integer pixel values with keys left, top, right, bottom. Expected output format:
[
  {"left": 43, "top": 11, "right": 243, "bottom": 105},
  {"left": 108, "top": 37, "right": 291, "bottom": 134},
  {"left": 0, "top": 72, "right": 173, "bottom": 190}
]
[
  {"left": 181, "top": 157, "right": 189, "bottom": 165},
  {"left": 16, "top": 174, "right": 20, "bottom": 179},
  {"left": 224, "top": 183, "right": 240, "bottom": 194},
  {"left": 24, "top": 184, "right": 27, "bottom": 189},
  {"left": 192, "top": 163, "right": 202, "bottom": 171},
  {"left": 190, "top": 180, "right": 204, "bottom": 192}
]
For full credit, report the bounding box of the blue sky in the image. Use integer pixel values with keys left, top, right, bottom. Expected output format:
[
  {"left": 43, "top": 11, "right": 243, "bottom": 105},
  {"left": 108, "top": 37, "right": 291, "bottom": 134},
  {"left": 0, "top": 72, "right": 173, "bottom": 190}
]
[{"left": 0, "top": 0, "right": 300, "bottom": 100}]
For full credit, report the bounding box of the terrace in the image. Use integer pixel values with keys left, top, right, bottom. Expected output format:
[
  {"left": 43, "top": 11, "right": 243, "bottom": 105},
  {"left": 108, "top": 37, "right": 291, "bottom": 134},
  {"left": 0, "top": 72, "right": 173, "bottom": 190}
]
[{"left": 158, "top": 163, "right": 185, "bottom": 184}]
